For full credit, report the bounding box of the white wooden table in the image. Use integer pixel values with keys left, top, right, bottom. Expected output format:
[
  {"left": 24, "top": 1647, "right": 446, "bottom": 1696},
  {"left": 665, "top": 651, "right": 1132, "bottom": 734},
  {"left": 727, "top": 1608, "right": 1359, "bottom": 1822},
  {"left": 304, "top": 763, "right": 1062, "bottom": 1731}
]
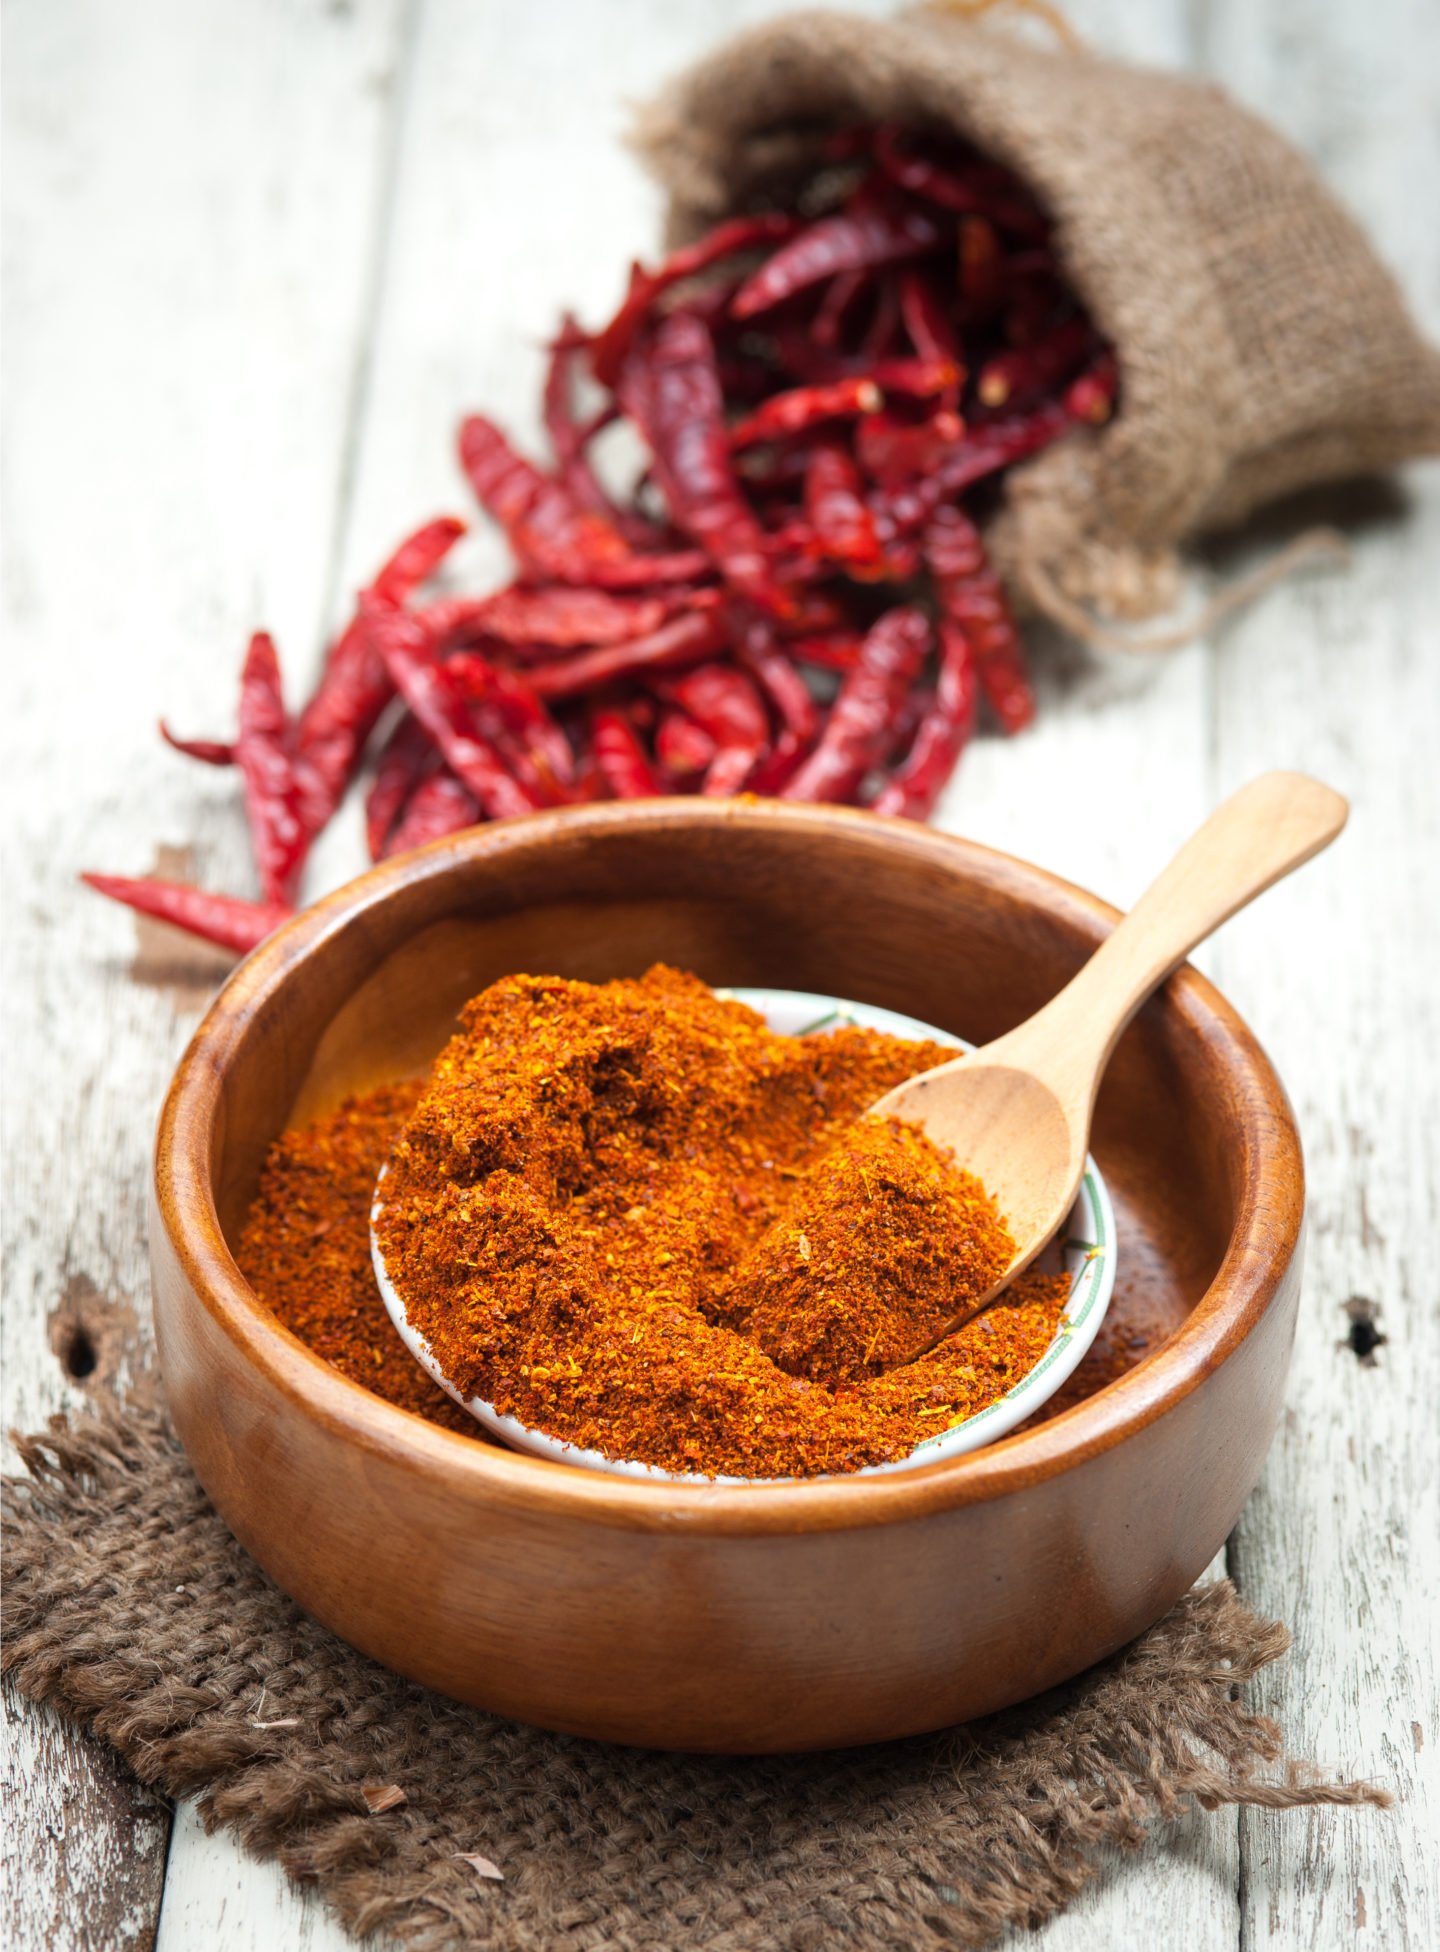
[{"left": 3, "top": 1, "right": 1436, "bottom": 1945}]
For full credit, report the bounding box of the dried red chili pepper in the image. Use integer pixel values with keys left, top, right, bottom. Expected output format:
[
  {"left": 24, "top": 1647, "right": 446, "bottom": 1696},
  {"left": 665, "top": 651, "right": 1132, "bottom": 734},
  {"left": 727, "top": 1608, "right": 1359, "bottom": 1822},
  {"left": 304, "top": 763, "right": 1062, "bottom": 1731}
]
[
  {"left": 976, "top": 317, "right": 1093, "bottom": 410},
  {"left": 923, "top": 507, "right": 1034, "bottom": 733},
  {"left": 569, "top": 547, "right": 715, "bottom": 592},
  {"left": 855, "top": 408, "right": 967, "bottom": 489},
  {"left": 740, "top": 628, "right": 817, "bottom": 745},
  {"left": 729, "top": 376, "right": 882, "bottom": 450},
  {"left": 783, "top": 631, "right": 864, "bottom": 672},
  {"left": 590, "top": 211, "right": 798, "bottom": 386},
  {"left": 873, "top": 125, "right": 1047, "bottom": 239},
  {"left": 296, "top": 515, "right": 467, "bottom": 824},
  {"left": 544, "top": 319, "right": 663, "bottom": 550},
  {"left": 874, "top": 400, "right": 1071, "bottom": 535},
  {"left": 735, "top": 616, "right": 819, "bottom": 793},
  {"left": 731, "top": 198, "right": 943, "bottom": 320},
  {"left": 871, "top": 619, "right": 979, "bottom": 820},
  {"left": 382, "top": 770, "right": 480, "bottom": 857},
  {"left": 860, "top": 272, "right": 903, "bottom": 362},
  {"left": 543, "top": 315, "right": 607, "bottom": 509},
  {"left": 801, "top": 444, "right": 884, "bottom": 572},
  {"left": 782, "top": 606, "right": 931, "bottom": 803},
  {"left": 293, "top": 623, "right": 398, "bottom": 824},
  {"left": 447, "top": 653, "right": 577, "bottom": 799},
  {"left": 591, "top": 706, "right": 662, "bottom": 798},
  {"left": 1064, "top": 350, "right": 1119, "bottom": 425},
  {"left": 865, "top": 355, "right": 964, "bottom": 400},
  {"left": 888, "top": 680, "right": 933, "bottom": 761},
  {"left": 812, "top": 267, "right": 867, "bottom": 348},
  {"left": 655, "top": 707, "right": 717, "bottom": 782},
  {"left": 370, "top": 515, "right": 467, "bottom": 604},
  {"left": 159, "top": 723, "right": 235, "bottom": 767},
  {"left": 458, "top": 413, "right": 636, "bottom": 580},
  {"left": 898, "top": 268, "right": 960, "bottom": 364},
  {"left": 621, "top": 313, "right": 784, "bottom": 612},
  {"left": 461, "top": 415, "right": 711, "bottom": 590},
  {"left": 522, "top": 608, "right": 728, "bottom": 701},
  {"left": 658, "top": 660, "right": 770, "bottom": 796},
  {"left": 364, "top": 712, "right": 435, "bottom": 862},
  {"left": 405, "top": 595, "right": 500, "bottom": 655},
  {"left": 442, "top": 584, "right": 675, "bottom": 651},
  {"left": 761, "top": 514, "right": 826, "bottom": 571},
  {"left": 236, "top": 632, "right": 311, "bottom": 906},
  {"left": 363, "top": 598, "right": 543, "bottom": 821},
  {"left": 80, "top": 874, "right": 291, "bottom": 955}
]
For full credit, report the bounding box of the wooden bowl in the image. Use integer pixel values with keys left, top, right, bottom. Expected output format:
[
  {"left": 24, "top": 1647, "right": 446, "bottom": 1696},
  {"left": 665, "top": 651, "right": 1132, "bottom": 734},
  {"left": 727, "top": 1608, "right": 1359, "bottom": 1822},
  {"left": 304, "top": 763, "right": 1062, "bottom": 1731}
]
[{"left": 151, "top": 800, "right": 1303, "bottom": 1753}]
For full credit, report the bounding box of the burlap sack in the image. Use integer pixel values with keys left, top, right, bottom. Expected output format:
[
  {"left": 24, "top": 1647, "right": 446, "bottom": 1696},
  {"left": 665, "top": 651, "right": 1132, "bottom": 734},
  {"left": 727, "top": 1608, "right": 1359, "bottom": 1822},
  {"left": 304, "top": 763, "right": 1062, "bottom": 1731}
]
[{"left": 634, "top": 5, "right": 1440, "bottom": 632}]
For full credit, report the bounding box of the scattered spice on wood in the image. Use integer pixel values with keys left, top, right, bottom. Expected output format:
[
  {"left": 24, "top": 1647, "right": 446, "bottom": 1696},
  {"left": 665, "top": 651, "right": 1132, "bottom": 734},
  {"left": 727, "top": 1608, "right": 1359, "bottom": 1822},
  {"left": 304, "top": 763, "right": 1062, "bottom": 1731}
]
[{"left": 86, "top": 123, "right": 1115, "bottom": 952}]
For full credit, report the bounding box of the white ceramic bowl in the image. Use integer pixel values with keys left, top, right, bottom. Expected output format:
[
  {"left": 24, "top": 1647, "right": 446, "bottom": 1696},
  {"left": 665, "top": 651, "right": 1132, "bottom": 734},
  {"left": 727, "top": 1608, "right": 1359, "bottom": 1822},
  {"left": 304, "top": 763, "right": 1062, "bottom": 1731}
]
[{"left": 372, "top": 985, "right": 1117, "bottom": 1482}]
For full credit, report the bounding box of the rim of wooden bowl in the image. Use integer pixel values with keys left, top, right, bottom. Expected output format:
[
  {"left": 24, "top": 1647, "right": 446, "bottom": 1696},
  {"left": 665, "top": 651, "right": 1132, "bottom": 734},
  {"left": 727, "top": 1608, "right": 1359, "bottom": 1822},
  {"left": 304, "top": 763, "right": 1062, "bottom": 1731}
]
[{"left": 154, "top": 798, "right": 1303, "bottom": 1537}]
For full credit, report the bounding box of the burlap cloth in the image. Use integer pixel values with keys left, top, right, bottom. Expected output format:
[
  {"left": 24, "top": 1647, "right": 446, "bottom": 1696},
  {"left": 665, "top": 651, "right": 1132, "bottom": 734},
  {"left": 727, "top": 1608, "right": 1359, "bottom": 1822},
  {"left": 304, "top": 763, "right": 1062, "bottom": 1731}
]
[
  {"left": 3, "top": 1399, "right": 1389, "bottom": 1950},
  {"left": 634, "top": 5, "right": 1440, "bottom": 636}
]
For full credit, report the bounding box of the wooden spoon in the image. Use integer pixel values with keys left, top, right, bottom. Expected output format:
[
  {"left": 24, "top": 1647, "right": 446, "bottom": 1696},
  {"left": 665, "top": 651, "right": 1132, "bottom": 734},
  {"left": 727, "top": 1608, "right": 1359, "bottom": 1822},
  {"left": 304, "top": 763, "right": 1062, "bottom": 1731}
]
[{"left": 872, "top": 771, "right": 1348, "bottom": 1362}]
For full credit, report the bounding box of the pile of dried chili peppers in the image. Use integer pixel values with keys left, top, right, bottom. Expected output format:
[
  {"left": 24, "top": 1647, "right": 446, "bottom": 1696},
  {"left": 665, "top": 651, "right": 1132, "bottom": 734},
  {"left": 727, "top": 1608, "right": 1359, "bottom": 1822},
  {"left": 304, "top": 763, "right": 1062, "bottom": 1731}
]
[{"left": 85, "top": 124, "right": 1114, "bottom": 957}]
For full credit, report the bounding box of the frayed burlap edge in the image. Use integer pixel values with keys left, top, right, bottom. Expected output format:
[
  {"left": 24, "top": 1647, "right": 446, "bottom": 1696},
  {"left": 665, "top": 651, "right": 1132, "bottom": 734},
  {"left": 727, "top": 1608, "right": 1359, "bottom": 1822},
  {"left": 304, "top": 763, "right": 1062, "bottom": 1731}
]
[{"left": 3, "top": 1399, "right": 1390, "bottom": 1952}]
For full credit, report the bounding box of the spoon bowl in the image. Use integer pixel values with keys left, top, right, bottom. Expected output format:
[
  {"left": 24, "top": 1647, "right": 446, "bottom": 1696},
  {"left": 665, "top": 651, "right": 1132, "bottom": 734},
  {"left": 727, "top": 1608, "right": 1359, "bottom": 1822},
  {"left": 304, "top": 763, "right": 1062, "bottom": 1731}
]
[{"left": 371, "top": 990, "right": 1118, "bottom": 1481}]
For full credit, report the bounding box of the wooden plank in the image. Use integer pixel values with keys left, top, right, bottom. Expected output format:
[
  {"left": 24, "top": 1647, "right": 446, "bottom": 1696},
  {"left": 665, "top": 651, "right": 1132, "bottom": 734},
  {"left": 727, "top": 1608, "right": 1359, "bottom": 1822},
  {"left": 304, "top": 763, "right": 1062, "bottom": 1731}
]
[
  {"left": 0, "top": 1697, "right": 170, "bottom": 1952},
  {"left": 10, "top": 0, "right": 1433, "bottom": 1947},
  {"left": 153, "top": 1803, "right": 351, "bottom": 1952},
  {"left": 0, "top": 1, "right": 410, "bottom": 1947},
  {"left": 1210, "top": 480, "right": 1440, "bottom": 1939},
  {"left": 1196, "top": 0, "right": 1440, "bottom": 1943}
]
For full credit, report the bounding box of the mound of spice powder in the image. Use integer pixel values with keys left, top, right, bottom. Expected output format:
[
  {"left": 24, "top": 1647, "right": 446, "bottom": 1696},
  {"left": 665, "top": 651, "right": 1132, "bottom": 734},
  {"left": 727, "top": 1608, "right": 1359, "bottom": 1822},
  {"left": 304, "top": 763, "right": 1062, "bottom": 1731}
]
[
  {"left": 716, "top": 1115, "right": 1015, "bottom": 1387},
  {"left": 236, "top": 1082, "right": 475, "bottom": 1436},
  {"left": 357, "top": 965, "right": 1067, "bottom": 1477}
]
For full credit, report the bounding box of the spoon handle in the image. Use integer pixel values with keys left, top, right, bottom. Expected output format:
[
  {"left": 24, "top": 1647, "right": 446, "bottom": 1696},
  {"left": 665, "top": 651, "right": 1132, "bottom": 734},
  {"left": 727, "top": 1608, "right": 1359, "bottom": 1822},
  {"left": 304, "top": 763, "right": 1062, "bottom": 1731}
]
[{"left": 1010, "top": 771, "right": 1348, "bottom": 1110}]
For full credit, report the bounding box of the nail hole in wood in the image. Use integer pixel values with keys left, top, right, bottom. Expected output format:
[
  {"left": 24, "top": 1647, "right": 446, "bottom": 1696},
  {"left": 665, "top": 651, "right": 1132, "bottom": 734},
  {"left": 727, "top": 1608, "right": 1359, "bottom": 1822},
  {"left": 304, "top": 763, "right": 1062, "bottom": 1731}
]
[
  {"left": 48, "top": 1277, "right": 145, "bottom": 1393},
  {"left": 60, "top": 1324, "right": 98, "bottom": 1380},
  {"left": 1341, "top": 1296, "right": 1386, "bottom": 1366}
]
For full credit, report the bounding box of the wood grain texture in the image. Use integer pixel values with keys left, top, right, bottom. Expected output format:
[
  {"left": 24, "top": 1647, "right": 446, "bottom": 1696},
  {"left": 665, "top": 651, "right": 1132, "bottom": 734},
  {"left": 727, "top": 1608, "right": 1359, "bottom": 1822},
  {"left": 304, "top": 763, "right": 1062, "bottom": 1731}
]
[
  {"left": 3, "top": 0, "right": 1434, "bottom": 1940},
  {"left": 1195, "top": 0, "right": 1440, "bottom": 1943},
  {"left": 151, "top": 1802, "right": 348, "bottom": 1952},
  {"left": 0, "top": 1698, "right": 170, "bottom": 1952},
  {"left": 1216, "top": 506, "right": 1440, "bottom": 1948},
  {"left": 0, "top": 2, "right": 410, "bottom": 1947}
]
